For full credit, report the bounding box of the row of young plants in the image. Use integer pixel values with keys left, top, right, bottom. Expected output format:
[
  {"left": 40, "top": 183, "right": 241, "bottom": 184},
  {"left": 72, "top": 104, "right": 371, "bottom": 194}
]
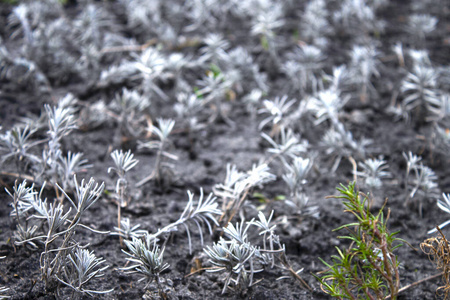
[{"left": 0, "top": 0, "right": 449, "bottom": 299}]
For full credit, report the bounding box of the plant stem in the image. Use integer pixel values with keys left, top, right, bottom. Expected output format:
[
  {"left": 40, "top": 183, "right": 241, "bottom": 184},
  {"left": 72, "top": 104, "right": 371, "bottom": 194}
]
[{"left": 385, "top": 272, "right": 443, "bottom": 299}]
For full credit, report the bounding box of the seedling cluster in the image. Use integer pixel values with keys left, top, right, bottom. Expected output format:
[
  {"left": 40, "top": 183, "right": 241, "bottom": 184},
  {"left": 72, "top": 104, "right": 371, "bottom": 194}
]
[{"left": 0, "top": 0, "right": 448, "bottom": 299}]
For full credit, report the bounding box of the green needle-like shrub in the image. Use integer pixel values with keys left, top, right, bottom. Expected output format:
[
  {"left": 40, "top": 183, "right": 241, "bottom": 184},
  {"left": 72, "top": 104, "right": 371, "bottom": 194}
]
[{"left": 316, "top": 182, "right": 405, "bottom": 300}]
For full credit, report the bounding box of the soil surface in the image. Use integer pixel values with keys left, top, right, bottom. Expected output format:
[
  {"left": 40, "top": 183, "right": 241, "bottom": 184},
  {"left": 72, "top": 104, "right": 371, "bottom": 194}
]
[{"left": 0, "top": 0, "right": 450, "bottom": 299}]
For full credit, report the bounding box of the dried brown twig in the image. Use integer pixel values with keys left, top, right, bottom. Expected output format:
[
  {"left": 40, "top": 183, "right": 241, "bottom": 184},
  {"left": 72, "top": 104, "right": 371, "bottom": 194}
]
[{"left": 421, "top": 226, "right": 450, "bottom": 298}]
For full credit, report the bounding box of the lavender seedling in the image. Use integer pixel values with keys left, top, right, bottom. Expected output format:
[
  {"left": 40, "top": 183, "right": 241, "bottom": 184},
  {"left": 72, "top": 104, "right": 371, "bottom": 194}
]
[
  {"left": 434, "top": 123, "right": 450, "bottom": 153},
  {"left": 174, "top": 93, "right": 205, "bottom": 129},
  {"left": 42, "top": 98, "right": 78, "bottom": 191},
  {"left": 404, "top": 161, "right": 440, "bottom": 216},
  {"left": 173, "top": 92, "right": 206, "bottom": 155},
  {"left": 148, "top": 189, "right": 221, "bottom": 254},
  {"left": 300, "top": 0, "right": 330, "bottom": 47},
  {"left": 258, "top": 96, "right": 297, "bottom": 132},
  {"left": 400, "top": 64, "right": 440, "bottom": 123},
  {"left": 355, "top": 157, "right": 390, "bottom": 200},
  {"left": 122, "top": 234, "right": 170, "bottom": 291},
  {"left": 205, "top": 211, "right": 310, "bottom": 294},
  {"left": 406, "top": 14, "right": 438, "bottom": 47},
  {"left": 6, "top": 180, "right": 41, "bottom": 250},
  {"left": 119, "top": 188, "right": 220, "bottom": 293},
  {"left": 282, "top": 156, "right": 317, "bottom": 215},
  {"left": 196, "top": 69, "right": 235, "bottom": 126},
  {"left": 249, "top": 211, "right": 310, "bottom": 290},
  {"left": 58, "top": 152, "right": 92, "bottom": 192},
  {"left": 283, "top": 45, "right": 325, "bottom": 96},
  {"left": 261, "top": 127, "right": 309, "bottom": 165},
  {"left": 137, "top": 118, "right": 178, "bottom": 187},
  {"left": 428, "top": 194, "right": 450, "bottom": 234},
  {"left": 111, "top": 217, "right": 148, "bottom": 240},
  {"left": 242, "top": 89, "right": 264, "bottom": 119},
  {"left": 164, "top": 53, "right": 192, "bottom": 92},
  {"left": 333, "top": 0, "right": 385, "bottom": 36},
  {"left": 349, "top": 44, "right": 381, "bottom": 103},
  {"left": 250, "top": 3, "right": 285, "bottom": 64},
  {"left": 321, "top": 123, "right": 371, "bottom": 172},
  {"left": 0, "top": 257, "right": 8, "bottom": 299},
  {"left": 56, "top": 247, "right": 112, "bottom": 297},
  {"left": 214, "top": 163, "right": 276, "bottom": 226},
  {"left": 0, "top": 125, "right": 41, "bottom": 176},
  {"left": 134, "top": 47, "right": 168, "bottom": 100},
  {"left": 37, "top": 176, "right": 107, "bottom": 290},
  {"left": 108, "top": 149, "right": 139, "bottom": 245},
  {"left": 204, "top": 235, "right": 260, "bottom": 294},
  {"left": 110, "top": 88, "right": 151, "bottom": 144},
  {"left": 224, "top": 47, "right": 268, "bottom": 93},
  {"left": 74, "top": 4, "right": 114, "bottom": 49},
  {"left": 198, "top": 33, "right": 230, "bottom": 65},
  {"left": 307, "top": 88, "right": 349, "bottom": 127}
]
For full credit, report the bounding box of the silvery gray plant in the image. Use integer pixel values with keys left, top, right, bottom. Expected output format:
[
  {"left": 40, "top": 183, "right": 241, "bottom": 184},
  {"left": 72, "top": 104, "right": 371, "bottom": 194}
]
[
  {"left": 400, "top": 63, "right": 440, "bottom": 123},
  {"left": 110, "top": 88, "right": 151, "bottom": 143},
  {"left": 250, "top": 2, "right": 285, "bottom": 63},
  {"left": 354, "top": 157, "right": 390, "bottom": 206},
  {"left": 134, "top": 47, "right": 168, "bottom": 100},
  {"left": 403, "top": 152, "right": 440, "bottom": 216},
  {"left": 55, "top": 247, "right": 112, "bottom": 297},
  {"left": 73, "top": 3, "right": 115, "bottom": 49},
  {"left": 282, "top": 156, "right": 318, "bottom": 216},
  {"left": 41, "top": 96, "right": 79, "bottom": 189},
  {"left": 204, "top": 211, "right": 310, "bottom": 294},
  {"left": 406, "top": 14, "right": 438, "bottom": 46},
  {"left": 109, "top": 149, "right": 139, "bottom": 244},
  {"left": 300, "top": 0, "right": 330, "bottom": 47},
  {"left": 307, "top": 88, "right": 349, "bottom": 127},
  {"left": 321, "top": 122, "right": 371, "bottom": 172},
  {"left": 196, "top": 69, "right": 235, "bottom": 126},
  {"left": 213, "top": 163, "right": 276, "bottom": 226},
  {"left": 137, "top": 118, "right": 178, "bottom": 187},
  {"left": 173, "top": 92, "right": 206, "bottom": 153},
  {"left": 111, "top": 217, "right": 148, "bottom": 240},
  {"left": 261, "top": 127, "right": 309, "bottom": 166},
  {"left": 0, "top": 257, "right": 8, "bottom": 299},
  {"left": 0, "top": 125, "right": 41, "bottom": 174},
  {"left": 121, "top": 234, "right": 170, "bottom": 290},
  {"left": 428, "top": 193, "right": 450, "bottom": 234},
  {"left": 198, "top": 33, "right": 230, "bottom": 65},
  {"left": 6, "top": 175, "right": 109, "bottom": 294},
  {"left": 224, "top": 47, "right": 268, "bottom": 93},
  {"left": 355, "top": 157, "right": 390, "bottom": 191},
  {"left": 7, "top": 3, "right": 78, "bottom": 84},
  {"left": 6, "top": 180, "right": 41, "bottom": 250},
  {"left": 332, "top": 0, "right": 385, "bottom": 36},
  {"left": 349, "top": 44, "right": 381, "bottom": 102},
  {"left": 282, "top": 45, "right": 326, "bottom": 96},
  {"left": 118, "top": 0, "right": 163, "bottom": 35},
  {"left": 258, "top": 95, "right": 297, "bottom": 131},
  {"left": 119, "top": 188, "right": 221, "bottom": 291},
  {"left": 58, "top": 152, "right": 92, "bottom": 192}
]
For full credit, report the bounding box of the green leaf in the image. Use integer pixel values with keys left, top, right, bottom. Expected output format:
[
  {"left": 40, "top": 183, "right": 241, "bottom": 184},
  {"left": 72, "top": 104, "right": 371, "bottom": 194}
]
[
  {"left": 260, "top": 35, "right": 269, "bottom": 50},
  {"left": 209, "top": 64, "right": 222, "bottom": 78}
]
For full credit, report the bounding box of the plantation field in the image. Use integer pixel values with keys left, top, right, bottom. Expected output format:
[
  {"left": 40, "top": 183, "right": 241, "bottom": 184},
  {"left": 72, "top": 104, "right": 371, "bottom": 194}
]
[{"left": 0, "top": 0, "right": 449, "bottom": 299}]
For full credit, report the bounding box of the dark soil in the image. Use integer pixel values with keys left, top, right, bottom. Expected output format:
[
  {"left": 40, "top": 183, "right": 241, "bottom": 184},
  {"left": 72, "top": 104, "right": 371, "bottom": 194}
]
[{"left": 1, "top": 0, "right": 450, "bottom": 299}]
